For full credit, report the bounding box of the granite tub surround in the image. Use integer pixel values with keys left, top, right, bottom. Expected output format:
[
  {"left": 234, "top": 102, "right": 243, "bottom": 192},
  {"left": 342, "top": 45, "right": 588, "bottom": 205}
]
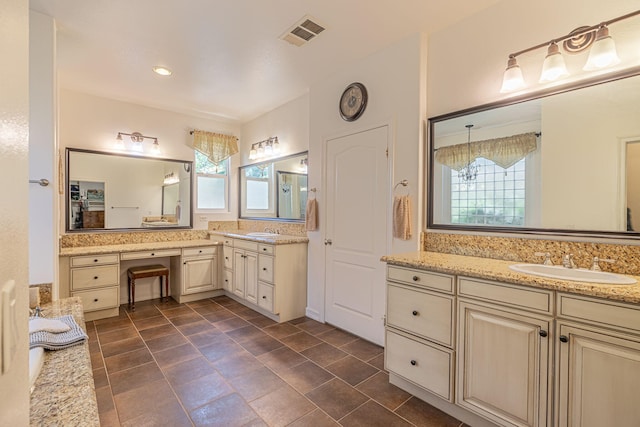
[
  {"left": 424, "top": 231, "right": 640, "bottom": 276},
  {"left": 30, "top": 297, "right": 99, "bottom": 426},
  {"left": 59, "top": 238, "right": 221, "bottom": 257},
  {"left": 382, "top": 251, "right": 640, "bottom": 304},
  {"left": 60, "top": 229, "right": 210, "bottom": 249}
]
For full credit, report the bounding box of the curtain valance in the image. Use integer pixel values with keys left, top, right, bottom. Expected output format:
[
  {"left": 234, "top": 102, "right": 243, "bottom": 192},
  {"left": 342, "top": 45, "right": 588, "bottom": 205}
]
[
  {"left": 192, "top": 130, "right": 239, "bottom": 164},
  {"left": 435, "top": 132, "right": 538, "bottom": 171}
]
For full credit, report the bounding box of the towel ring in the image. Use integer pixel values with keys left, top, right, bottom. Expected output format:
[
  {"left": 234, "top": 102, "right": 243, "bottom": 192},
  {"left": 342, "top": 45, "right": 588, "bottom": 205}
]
[{"left": 394, "top": 180, "right": 409, "bottom": 195}]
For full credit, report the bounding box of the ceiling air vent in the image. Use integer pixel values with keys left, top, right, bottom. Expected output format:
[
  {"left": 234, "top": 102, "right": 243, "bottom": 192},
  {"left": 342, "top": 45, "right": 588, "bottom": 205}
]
[{"left": 280, "top": 15, "right": 325, "bottom": 47}]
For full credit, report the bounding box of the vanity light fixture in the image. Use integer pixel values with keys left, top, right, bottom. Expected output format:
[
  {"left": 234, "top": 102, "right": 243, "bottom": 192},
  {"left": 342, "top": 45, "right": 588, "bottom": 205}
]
[
  {"left": 459, "top": 125, "right": 479, "bottom": 182},
  {"left": 248, "top": 137, "right": 280, "bottom": 161},
  {"left": 116, "top": 132, "right": 160, "bottom": 153},
  {"left": 500, "top": 9, "right": 639, "bottom": 93}
]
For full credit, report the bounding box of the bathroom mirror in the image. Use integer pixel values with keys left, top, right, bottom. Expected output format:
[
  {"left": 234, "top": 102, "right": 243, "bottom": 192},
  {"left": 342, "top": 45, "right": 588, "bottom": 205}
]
[
  {"left": 66, "top": 148, "right": 193, "bottom": 231},
  {"left": 239, "top": 152, "right": 308, "bottom": 221},
  {"left": 428, "top": 70, "right": 640, "bottom": 237}
]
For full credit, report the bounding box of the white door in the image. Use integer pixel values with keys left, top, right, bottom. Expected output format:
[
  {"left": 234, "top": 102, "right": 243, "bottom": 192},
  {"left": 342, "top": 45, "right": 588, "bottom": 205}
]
[{"left": 325, "top": 125, "right": 389, "bottom": 345}]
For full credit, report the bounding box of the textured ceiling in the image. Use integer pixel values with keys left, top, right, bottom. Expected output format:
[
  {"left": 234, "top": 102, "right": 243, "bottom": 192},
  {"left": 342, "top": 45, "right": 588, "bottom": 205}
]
[{"left": 30, "top": 0, "right": 501, "bottom": 122}]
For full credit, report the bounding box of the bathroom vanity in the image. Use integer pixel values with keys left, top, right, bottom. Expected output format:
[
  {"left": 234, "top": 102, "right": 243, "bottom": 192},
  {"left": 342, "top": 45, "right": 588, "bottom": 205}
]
[{"left": 382, "top": 252, "right": 640, "bottom": 427}]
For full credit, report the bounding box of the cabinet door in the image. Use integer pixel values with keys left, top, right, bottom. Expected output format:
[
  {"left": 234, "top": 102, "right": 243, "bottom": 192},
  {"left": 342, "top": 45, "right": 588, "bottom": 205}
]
[
  {"left": 457, "top": 300, "right": 551, "bottom": 427},
  {"left": 183, "top": 256, "right": 217, "bottom": 295},
  {"left": 233, "top": 249, "right": 246, "bottom": 298},
  {"left": 245, "top": 251, "right": 258, "bottom": 304},
  {"left": 556, "top": 323, "right": 640, "bottom": 427}
]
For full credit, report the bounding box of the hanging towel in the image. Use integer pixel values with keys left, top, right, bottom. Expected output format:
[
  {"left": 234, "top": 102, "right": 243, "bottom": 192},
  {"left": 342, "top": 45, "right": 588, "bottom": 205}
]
[
  {"left": 393, "top": 195, "right": 412, "bottom": 240},
  {"left": 29, "top": 315, "right": 88, "bottom": 350},
  {"left": 306, "top": 198, "right": 318, "bottom": 231}
]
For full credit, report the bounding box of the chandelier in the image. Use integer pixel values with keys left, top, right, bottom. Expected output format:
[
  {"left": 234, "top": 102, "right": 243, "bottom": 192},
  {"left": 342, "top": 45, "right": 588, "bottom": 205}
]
[{"left": 459, "top": 124, "right": 479, "bottom": 181}]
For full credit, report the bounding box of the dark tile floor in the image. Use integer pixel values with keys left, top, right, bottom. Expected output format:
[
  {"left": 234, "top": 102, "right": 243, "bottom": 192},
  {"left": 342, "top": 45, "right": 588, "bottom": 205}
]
[{"left": 87, "top": 296, "right": 465, "bottom": 427}]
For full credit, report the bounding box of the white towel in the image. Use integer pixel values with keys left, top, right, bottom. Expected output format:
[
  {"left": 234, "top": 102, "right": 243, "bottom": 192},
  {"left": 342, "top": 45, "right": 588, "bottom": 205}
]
[
  {"left": 29, "top": 317, "right": 71, "bottom": 334},
  {"left": 393, "top": 195, "right": 412, "bottom": 240},
  {"left": 306, "top": 198, "right": 318, "bottom": 231}
]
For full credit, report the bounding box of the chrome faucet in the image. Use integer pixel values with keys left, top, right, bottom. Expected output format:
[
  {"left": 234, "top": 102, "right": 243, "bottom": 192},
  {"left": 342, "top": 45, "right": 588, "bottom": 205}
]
[
  {"left": 534, "top": 252, "right": 553, "bottom": 265},
  {"left": 562, "top": 254, "right": 576, "bottom": 269}
]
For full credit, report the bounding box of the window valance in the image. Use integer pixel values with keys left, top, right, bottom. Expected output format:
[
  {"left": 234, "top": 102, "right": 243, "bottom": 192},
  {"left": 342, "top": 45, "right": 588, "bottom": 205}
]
[
  {"left": 191, "top": 130, "right": 239, "bottom": 164},
  {"left": 435, "top": 132, "right": 538, "bottom": 171}
]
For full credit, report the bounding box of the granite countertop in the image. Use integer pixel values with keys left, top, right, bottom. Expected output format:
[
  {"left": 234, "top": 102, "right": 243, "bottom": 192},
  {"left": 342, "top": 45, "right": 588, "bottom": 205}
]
[
  {"left": 209, "top": 230, "right": 309, "bottom": 244},
  {"left": 382, "top": 251, "right": 640, "bottom": 305},
  {"left": 30, "top": 297, "right": 99, "bottom": 427},
  {"left": 60, "top": 238, "right": 222, "bottom": 256}
]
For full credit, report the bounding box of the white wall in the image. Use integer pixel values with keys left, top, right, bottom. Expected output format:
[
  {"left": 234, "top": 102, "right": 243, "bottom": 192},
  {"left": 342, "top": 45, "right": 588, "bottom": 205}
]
[
  {"left": 59, "top": 90, "right": 242, "bottom": 229},
  {"left": 240, "top": 93, "right": 310, "bottom": 165},
  {"left": 29, "top": 11, "right": 57, "bottom": 286},
  {"left": 0, "top": 0, "right": 30, "bottom": 423},
  {"left": 306, "top": 34, "right": 427, "bottom": 321}
]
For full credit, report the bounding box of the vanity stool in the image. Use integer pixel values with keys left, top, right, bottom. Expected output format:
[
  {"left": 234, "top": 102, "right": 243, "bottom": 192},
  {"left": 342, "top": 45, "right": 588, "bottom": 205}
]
[{"left": 127, "top": 265, "right": 169, "bottom": 311}]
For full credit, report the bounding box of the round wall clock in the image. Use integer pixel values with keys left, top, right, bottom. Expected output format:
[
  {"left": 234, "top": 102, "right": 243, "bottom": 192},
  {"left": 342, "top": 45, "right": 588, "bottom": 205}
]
[{"left": 339, "top": 82, "right": 368, "bottom": 121}]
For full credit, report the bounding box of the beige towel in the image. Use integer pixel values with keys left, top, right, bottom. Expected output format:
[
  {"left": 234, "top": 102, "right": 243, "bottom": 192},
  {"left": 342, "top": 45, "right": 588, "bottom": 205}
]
[
  {"left": 306, "top": 198, "right": 318, "bottom": 231},
  {"left": 393, "top": 195, "right": 412, "bottom": 240}
]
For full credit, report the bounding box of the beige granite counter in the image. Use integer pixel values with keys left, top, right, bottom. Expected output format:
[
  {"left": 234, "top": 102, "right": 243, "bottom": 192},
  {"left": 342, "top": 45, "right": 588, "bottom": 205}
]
[
  {"left": 382, "top": 251, "right": 640, "bottom": 305},
  {"left": 59, "top": 238, "right": 221, "bottom": 257},
  {"left": 30, "top": 297, "right": 99, "bottom": 427},
  {"left": 209, "top": 230, "right": 309, "bottom": 245}
]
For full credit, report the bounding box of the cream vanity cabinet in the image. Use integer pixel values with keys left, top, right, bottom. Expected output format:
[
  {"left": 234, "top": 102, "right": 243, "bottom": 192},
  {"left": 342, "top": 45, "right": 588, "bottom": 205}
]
[
  {"left": 457, "top": 277, "right": 553, "bottom": 427},
  {"left": 182, "top": 246, "right": 218, "bottom": 295},
  {"left": 385, "top": 266, "right": 456, "bottom": 402},
  {"left": 555, "top": 293, "right": 640, "bottom": 427},
  {"left": 60, "top": 253, "right": 120, "bottom": 321},
  {"left": 222, "top": 237, "right": 233, "bottom": 291},
  {"left": 223, "top": 237, "right": 307, "bottom": 322}
]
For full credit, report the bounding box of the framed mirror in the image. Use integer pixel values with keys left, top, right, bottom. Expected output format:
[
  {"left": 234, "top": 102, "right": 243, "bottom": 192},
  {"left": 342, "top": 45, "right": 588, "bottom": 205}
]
[
  {"left": 66, "top": 148, "right": 193, "bottom": 232},
  {"left": 239, "top": 152, "right": 308, "bottom": 221},
  {"left": 428, "top": 70, "right": 640, "bottom": 238}
]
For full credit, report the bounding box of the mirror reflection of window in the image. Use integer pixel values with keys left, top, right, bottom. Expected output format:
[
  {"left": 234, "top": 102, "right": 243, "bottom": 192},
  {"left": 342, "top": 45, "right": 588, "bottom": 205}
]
[
  {"left": 626, "top": 140, "right": 640, "bottom": 231},
  {"left": 246, "top": 165, "right": 271, "bottom": 210},
  {"left": 195, "top": 151, "right": 228, "bottom": 210}
]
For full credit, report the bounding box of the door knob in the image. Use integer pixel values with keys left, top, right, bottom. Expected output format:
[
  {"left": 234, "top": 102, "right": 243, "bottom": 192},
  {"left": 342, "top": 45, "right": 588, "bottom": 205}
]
[{"left": 324, "top": 239, "right": 333, "bottom": 245}]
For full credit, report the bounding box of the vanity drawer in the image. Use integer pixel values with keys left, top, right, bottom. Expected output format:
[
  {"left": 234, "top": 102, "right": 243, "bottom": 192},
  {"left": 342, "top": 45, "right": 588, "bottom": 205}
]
[
  {"left": 120, "top": 249, "right": 181, "bottom": 260},
  {"left": 71, "top": 265, "right": 119, "bottom": 291},
  {"left": 70, "top": 254, "right": 119, "bottom": 267},
  {"left": 222, "top": 269, "right": 233, "bottom": 291},
  {"left": 385, "top": 329, "right": 454, "bottom": 402},
  {"left": 183, "top": 246, "right": 216, "bottom": 258},
  {"left": 557, "top": 293, "right": 640, "bottom": 334},
  {"left": 258, "top": 244, "right": 274, "bottom": 255},
  {"left": 72, "top": 287, "right": 119, "bottom": 312},
  {"left": 258, "top": 282, "right": 274, "bottom": 313},
  {"left": 388, "top": 266, "right": 454, "bottom": 294},
  {"left": 223, "top": 246, "right": 233, "bottom": 269},
  {"left": 387, "top": 283, "right": 454, "bottom": 347},
  {"left": 458, "top": 277, "right": 553, "bottom": 314},
  {"left": 258, "top": 255, "right": 274, "bottom": 283},
  {"left": 234, "top": 239, "right": 259, "bottom": 252}
]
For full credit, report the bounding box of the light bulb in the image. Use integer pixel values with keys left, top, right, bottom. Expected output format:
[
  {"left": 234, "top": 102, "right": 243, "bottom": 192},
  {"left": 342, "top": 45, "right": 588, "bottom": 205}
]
[
  {"left": 500, "top": 57, "right": 526, "bottom": 93},
  {"left": 539, "top": 42, "right": 569, "bottom": 83}
]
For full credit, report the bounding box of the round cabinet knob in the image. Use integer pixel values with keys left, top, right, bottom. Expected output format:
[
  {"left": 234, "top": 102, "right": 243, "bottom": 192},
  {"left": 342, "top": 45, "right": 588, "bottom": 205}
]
[
  {"left": 412, "top": 276, "right": 419, "bottom": 282},
  {"left": 263, "top": 268, "right": 267, "bottom": 271},
  {"left": 151, "top": 253, "right": 155, "bottom": 256},
  {"left": 410, "top": 360, "right": 417, "bottom": 366},
  {"left": 539, "top": 330, "right": 548, "bottom": 338},
  {"left": 262, "top": 296, "right": 267, "bottom": 299},
  {"left": 225, "top": 257, "right": 229, "bottom": 260},
  {"left": 559, "top": 335, "right": 568, "bottom": 343},
  {"left": 412, "top": 310, "right": 419, "bottom": 316},
  {"left": 199, "top": 250, "right": 202, "bottom": 253},
  {"left": 93, "top": 276, "right": 98, "bottom": 280},
  {"left": 263, "top": 248, "right": 267, "bottom": 251},
  {"left": 94, "top": 298, "right": 98, "bottom": 302},
  {"left": 93, "top": 259, "right": 98, "bottom": 263}
]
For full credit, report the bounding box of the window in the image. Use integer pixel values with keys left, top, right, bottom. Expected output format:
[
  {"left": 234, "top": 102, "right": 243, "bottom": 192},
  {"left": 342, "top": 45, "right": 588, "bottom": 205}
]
[
  {"left": 450, "top": 158, "right": 526, "bottom": 226},
  {"left": 195, "top": 151, "right": 228, "bottom": 210}
]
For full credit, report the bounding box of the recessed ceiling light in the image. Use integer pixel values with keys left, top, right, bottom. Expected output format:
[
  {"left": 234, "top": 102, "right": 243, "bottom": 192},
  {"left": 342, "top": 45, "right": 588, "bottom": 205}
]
[{"left": 152, "top": 66, "right": 172, "bottom": 76}]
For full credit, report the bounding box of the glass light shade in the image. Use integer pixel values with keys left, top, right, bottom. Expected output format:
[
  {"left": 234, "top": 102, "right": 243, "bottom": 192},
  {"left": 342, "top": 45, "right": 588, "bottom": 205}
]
[
  {"left": 257, "top": 143, "right": 265, "bottom": 158},
  {"left": 583, "top": 26, "right": 620, "bottom": 71},
  {"left": 539, "top": 43, "right": 569, "bottom": 82},
  {"left": 500, "top": 57, "right": 526, "bottom": 93},
  {"left": 249, "top": 146, "right": 257, "bottom": 160},
  {"left": 151, "top": 140, "right": 161, "bottom": 154},
  {"left": 264, "top": 143, "right": 273, "bottom": 155},
  {"left": 272, "top": 138, "right": 281, "bottom": 154},
  {"left": 152, "top": 66, "right": 172, "bottom": 76},
  {"left": 115, "top": 133, "right": 125, "bottom": 148}
]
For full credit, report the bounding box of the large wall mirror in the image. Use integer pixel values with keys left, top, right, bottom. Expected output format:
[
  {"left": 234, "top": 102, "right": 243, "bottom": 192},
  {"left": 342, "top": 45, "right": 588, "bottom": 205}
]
[
  {"left": 239, "top": 152, "right": 308, "bottom": 221},
  {"left": 66, "top": 148, "right": 193, "bottom": 232},
  {"left": 428, "top": 70, "right": 640, "bottom": 238}
]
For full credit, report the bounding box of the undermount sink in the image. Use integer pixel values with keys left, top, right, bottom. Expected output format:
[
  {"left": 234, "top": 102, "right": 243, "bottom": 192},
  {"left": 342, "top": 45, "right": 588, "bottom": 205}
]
[
  {"left": 246, "top": 232, "right": 279, "bottom": 237},
  {"left": 509, "top": 263, "right": 637, "bottom": 285}
]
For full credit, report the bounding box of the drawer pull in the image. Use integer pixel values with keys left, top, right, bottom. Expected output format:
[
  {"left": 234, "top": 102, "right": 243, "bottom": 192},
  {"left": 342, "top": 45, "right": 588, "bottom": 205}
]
[
  {"left": 225, "top": 257, "right": 229, "bottom": 260},
  {"left": 93, "top": 276, "right": 99, "bottom": 280},
  {"left": 412, "top": 276, "right": 419, "bottom": 282},
  {"left": 94, "top": 259, "right": 98, "bottom": 263},
  {"left": 151, "top": 253, "right": 155, "bottom": 256},
  {"left": 559, "top": 335, "right": 568, "bottom": 343},
  {"left": 263, "top": 268, "right": 267, "bottom": 271},
  {"left": 410, "top": 360, "right": 417, "bottom": 366},
  {"left": 263, "top": 248, "right": 267, "bottom": 251},
  {"left": 412, "top": 310, "right": 419, "bottom": 316},
  {"left": 262, "top": 295, "right": 267, "bottom": 299},
  {"left": 539, "top": 330, "right": 548, "bottom": 338},
  {"left": 94, "top": 298, "right": 98, "bottom": 302}
]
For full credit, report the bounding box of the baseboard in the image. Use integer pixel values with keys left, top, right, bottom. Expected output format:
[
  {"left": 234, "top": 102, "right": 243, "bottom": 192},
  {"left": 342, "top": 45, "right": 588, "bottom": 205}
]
[{"left": 305, "top": 307, "right": 321, "bottom": 321}]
